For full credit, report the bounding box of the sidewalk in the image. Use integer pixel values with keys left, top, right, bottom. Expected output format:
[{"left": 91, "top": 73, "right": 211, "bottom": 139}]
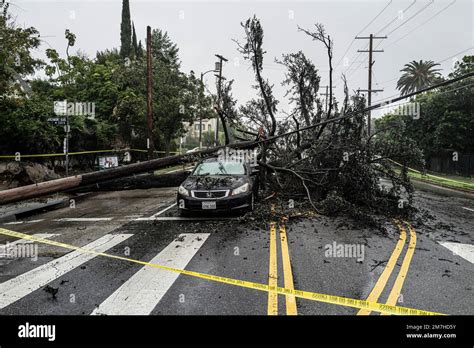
[{"left": 407, "top": 171, "right": 474, "bottom": 193}]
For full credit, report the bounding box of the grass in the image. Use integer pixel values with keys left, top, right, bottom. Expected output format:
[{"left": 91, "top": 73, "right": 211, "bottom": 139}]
[{"left": 406, "top": 170, "right": 474, "bottom": 192}]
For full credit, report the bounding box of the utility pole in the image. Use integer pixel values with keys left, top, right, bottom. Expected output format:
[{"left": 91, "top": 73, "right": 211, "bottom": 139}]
[
  {"left": 214, "top": 54, "right": 228, "bottom": 146},
  {"left": 199, "top": 72, "right": 205, "bottom": 149},
  {"left": 64, "top": 115, "right": 70, "bottom": 176},
  {"left": 355, "top": 34, "right": 386, "bottom": 136},
  {"left": 199, "top": 68, "right": 218, "bottom": 149},
  {"left": 319, "top": 85, "right": 336, "bottom": 114},
  {"left": 146, "top": 26, "right": 155, "bottom": 159}
]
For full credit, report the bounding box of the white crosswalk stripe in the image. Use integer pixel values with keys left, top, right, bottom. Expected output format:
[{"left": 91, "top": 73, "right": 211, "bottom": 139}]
[
  {"left": 0, "top": 233, "right": 133, "bottom": 310},
  {"left": 53, "top": 218, "right": 114, "bottom": 222},
  {"left": 3, "top": 220, "right": 45, "bottom": 225},
  {"left": 91, "top": 233, "right": 209, "bottom": 315},
  {"left": 439, "top": 241, "right": 474, "bottom": 264}
]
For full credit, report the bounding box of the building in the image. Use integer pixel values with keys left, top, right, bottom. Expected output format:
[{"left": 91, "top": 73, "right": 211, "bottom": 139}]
[{"left": 182, "top": 118, "right": 217, "bottom": 139}]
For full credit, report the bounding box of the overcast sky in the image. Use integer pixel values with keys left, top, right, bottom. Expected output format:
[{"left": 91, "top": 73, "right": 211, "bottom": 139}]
[{"left": 10, "top": 0, "right": 474, "bottom": 118}]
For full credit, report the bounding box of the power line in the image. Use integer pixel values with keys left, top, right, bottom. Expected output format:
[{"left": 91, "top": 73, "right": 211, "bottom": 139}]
[
  {"left": 375, "top": 0, "right": 418, "bottom": 35},
  {"left": 437, "top": 46, "right": 474, "bottom": 64},
  {"left": 346, "top": 0, "right": 419, "bottom": 78},
  {"left": 371, "top": 0, "right": 435, "bottom": 58},
  {"left": 343, "top": 0, "right": 418, "bottom": 79},
  {"left": 372, "top": 46, "right": 474, "bottom": 88},
  {"left": 375, "top": 76, "right": 399, "bottom": 87},
  {"left": 369, "top": 0, "right": 435, "bottom": 53},
  {"left": 384, "top": 0, "right": 456, "bottom": 49},
  {"left": 245, "top": 72, "right": 474, "bottom": 147},
  {"left": 378, "top": 82, "right": 474, "bottom": 116},
  {"left": 333, "top": 0, "right": 393, "bottom": 70},
  {"left": 385, "top": 0, "right": 434, "bottom": 37},
  {"left": 372, "top": 76, "right": 473, "bottom": 106},
  {"left": 322, "top": 0, "right": 393, "bottom": 86},
  {"left": 436, "top": 82, "right": 474, "bottom": 95},
  {"left": 373, "top": 70, "right": 381, "bottom": 89}
]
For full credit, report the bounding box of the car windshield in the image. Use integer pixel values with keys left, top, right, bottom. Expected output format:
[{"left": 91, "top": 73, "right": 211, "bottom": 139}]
[{"left": 192, "top": 161, "right": 246, "bottom": 176}]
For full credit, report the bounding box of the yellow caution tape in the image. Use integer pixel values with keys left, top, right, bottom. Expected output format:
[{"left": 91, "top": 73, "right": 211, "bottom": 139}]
[
  {"left": 0, "top": 149, "right": 123, "bottom": 158},
  {"left": 0, "top": 228, "right": 445, "bottom": 316},
  {"left": 0, "top": 153, "right": 65, "bottom": 158},
  {"left": 0, "top": 149, "right": 180, "bottom": 158}
]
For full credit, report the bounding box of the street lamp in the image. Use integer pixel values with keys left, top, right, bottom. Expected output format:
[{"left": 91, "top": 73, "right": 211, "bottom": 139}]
[
  {"left": 200, "top": 67, "right": 218, "bottom": 148},
  {"left": 214, "top": 54, "right": 228, "bottom": 146}
]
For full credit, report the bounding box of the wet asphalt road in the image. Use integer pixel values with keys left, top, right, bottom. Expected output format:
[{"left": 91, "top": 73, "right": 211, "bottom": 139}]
[{"left": 0, "top": 187, "right": 472, "bottom": 315}]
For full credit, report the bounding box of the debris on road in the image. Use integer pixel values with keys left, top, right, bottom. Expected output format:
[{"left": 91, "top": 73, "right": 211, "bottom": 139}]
[{"left": 43, "top": 285, "right": 59, "bottom": 299}]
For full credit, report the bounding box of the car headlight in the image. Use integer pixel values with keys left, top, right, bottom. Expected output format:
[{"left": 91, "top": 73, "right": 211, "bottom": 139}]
[
  {"left": 178, "top": 185, "right": 189, "bottom": 196},
  {"left": 232, "top": 183, "right": 249, "bottom": 196}
]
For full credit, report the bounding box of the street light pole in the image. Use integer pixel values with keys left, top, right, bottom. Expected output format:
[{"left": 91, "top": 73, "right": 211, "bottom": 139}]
[
  {"left": 200, "top": 69, "right": 217, "bottom": 149},
  {"left": 146, "top": 25, "right": 155, "bottom": 160},
  {"left": 214, "top": 54, "right": 228, "bottom": 147},
  {"left": 64, "top": 114, "right": 69, "bottom": 176}
]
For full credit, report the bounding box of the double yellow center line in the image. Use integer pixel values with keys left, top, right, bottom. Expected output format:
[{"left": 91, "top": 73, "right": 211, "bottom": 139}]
[
  {"left": 358, "top": 220, "right": 417, "bottom": 315},
  {"left": 268, "top": 222, "right": 279, "bottom": 315},
  {"left": 267, "top": 217, "right": 297, "bottom": 315}
]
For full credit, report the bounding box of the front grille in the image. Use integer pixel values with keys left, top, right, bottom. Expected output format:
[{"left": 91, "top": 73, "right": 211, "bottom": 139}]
[
  {"left": 192, "top": 190, "right": 228, "bottom": 199},
  {"left": 184, "top": 194, "right": 250, "bottom": 210}
]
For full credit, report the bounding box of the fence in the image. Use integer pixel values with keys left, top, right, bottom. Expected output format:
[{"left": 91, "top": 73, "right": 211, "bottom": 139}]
[{"left": 426, "top": 152, "right": 474, "bottom": 177}]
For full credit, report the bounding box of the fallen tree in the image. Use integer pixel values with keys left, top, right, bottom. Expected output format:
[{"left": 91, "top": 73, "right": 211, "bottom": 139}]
[
  {"left": 0, "top": 71, "right": 471, "bottom": 206},
  {"left": 67, "top": 170, "right": 190, "bottom": 193},
  {"left": 226, "top": 16, "right": 474, "bottom": 220}
]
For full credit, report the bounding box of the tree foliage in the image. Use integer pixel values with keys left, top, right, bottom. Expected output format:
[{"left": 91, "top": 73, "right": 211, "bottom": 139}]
[
  {"left": 230, "top": 16, "right": 422, "bottom": 220},
  {"left": 234, "top": 16, "right": 278, "bottom": 137},
  {"left": 396, "top": 60, "right": 442, "bottom": 95},
  {"left": 0, "top": 6, "right": 211, "bottom": 165},
  {"left": 277, "top": 51, "right": 321, "bottom": 127},
  {"left": 120, "top": 0, "right": 132, "bottom": 59},
  {"left": 378, "top": 55, "right": 473, "bottom": 159}
]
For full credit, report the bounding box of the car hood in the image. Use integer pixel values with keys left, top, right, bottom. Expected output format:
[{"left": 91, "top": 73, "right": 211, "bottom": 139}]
[{"left": 181, "top": 175, "right": 248, "bottom": 191}]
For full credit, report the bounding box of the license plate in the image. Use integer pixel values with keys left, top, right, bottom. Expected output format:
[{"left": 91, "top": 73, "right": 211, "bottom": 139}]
[{"left": 202, "top": 201, "right": 216, "bottom": 210}]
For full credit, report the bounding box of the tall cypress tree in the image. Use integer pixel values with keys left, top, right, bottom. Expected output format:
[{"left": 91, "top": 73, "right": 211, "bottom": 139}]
[
  {"left": 120, "top": 0, "right": 132, "bottom": 59},
  {"left": 132, "top": 22, "right": 138, "bottom": 59},
  {"left": 137, "top": 40, "right": 144, "bottom": 59}
]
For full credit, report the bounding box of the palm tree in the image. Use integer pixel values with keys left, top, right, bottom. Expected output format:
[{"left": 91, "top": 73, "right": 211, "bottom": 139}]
[{"left": 396, "top": 60, "right": 442, "bottom": 95}]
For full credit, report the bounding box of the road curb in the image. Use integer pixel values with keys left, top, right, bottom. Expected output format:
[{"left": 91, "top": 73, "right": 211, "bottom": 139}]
[
  {"left": 412, "top": 179, "right": 474, "bottom": 200},
  {"left": 0, "top": 192, "right": 95, "bottom": 223}
]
